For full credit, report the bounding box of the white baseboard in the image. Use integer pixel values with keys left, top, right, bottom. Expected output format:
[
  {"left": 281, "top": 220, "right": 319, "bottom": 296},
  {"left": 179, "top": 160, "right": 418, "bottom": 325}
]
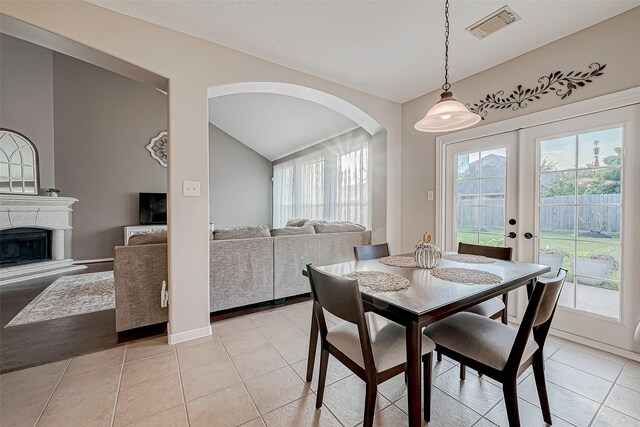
[
  {"left": 167, "top": 323, "right": 212, "bottom": 345},
  {"left": 508, "top": 315, "right": 640, "bottom": 362}
]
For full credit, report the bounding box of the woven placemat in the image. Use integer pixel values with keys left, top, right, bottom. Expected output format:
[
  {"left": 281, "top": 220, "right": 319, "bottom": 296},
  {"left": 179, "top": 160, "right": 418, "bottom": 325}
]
[
  {"left": 443, "top": 254, "right": 496, "bottom": 264},
  {"left": 378, "top": 256, "right": 417, "bottom": 268},
  {"left": 431, "top": 267, "right": 502, "bottom": 285},
  {"left": 343, "top": 271, "right": 411, "bottom": 292}
]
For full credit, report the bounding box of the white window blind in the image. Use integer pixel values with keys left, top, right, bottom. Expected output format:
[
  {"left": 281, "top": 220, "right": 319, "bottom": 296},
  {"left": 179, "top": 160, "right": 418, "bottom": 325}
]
[{"left": 273, "top": 128, "right": 370, "bottom": 228}]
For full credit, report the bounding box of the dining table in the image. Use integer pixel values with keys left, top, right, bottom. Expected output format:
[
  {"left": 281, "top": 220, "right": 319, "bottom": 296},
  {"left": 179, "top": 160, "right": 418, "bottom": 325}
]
[{"left": 303, "top": 253, "right": 550, "bottom": 427}]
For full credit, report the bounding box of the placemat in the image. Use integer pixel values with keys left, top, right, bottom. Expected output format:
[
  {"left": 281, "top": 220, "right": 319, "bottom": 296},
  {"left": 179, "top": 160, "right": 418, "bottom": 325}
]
[
  {"left": 431, "top": 267, "right": 502, "bottom": 285},
  {"left": 378, "top": 256, "right": 417, "bottom": 268},
  {"left": 443, "top": 254, "right": 496, "bottom": 264},
  {"left": 343, "top": 271, "right": 411, "bottom": 292}
]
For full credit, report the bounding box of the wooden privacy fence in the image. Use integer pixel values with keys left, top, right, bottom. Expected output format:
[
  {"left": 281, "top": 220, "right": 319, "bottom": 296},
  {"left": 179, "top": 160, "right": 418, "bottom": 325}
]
[{"left": 457, "top": 194, "right": 620, "bottom": 233}]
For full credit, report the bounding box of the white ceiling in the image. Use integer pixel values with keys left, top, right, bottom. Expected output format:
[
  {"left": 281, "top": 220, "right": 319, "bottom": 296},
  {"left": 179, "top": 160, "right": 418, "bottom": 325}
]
[
  {"left": 209, "top": 93, "right": 357, "bottom": 161},
  {"left": 88, "top": 1, "right": 638, "bottom": 103}
]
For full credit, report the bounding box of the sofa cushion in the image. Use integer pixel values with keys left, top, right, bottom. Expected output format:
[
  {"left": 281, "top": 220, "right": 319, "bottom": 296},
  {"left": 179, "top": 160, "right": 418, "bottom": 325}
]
[
  {"left": 285, "top": 218, "right": 309, "bottom": 227},
  {"left": 213, "top": 225, "right": 271, "bottom": 240},
  {"left": 128, "top": 230, "right": 167, "bottom": 245},
  {"left": 270, "top": 226, "right": 316, "bottom": 237},
  {"left": 313, "top": 221, "right": 366, "bottom": 233}
]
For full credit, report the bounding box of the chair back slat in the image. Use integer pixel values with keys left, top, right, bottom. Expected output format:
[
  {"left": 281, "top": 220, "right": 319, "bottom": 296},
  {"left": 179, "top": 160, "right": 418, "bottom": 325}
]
[
  {"left": 534, "top": 269, "right": 567, "bottom": 327},
  {"left": 458, "top": 242, "right": 513, "bottom": 261},
  {"left": 354, "top": 243, "right": 390, "bottom": 261},
  {"left": 506, "top": 270, "right": 567, "bottom": 370},
  {"left": 306, "top": 264, "right": 365, "bottom": 325}
]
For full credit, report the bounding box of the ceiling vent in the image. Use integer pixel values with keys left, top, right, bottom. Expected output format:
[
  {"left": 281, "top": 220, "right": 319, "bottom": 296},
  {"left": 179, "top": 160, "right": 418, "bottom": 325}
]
[{"left": 466, "top": 5, "right": 521, "bottom": 39}]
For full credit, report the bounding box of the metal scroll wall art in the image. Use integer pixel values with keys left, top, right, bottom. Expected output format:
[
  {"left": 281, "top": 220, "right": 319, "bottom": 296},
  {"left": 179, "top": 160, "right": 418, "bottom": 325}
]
[
  {"left": 466, "top": 62, "right": 606, "bottom": 120},
  {"left": 146, "top": 131, "right": 168, "bottom": 167}
]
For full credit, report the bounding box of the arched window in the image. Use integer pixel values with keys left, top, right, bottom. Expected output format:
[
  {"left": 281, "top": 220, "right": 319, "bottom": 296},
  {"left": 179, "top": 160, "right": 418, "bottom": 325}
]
[{"left": 0, "top": 129, "right": 39, "bottom": 194}]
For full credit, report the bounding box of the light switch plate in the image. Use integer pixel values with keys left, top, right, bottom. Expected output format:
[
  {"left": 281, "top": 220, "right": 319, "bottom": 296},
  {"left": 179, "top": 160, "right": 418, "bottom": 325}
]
[
  {"left": 183, "top": 180, "right": 201, "bottom": 197},
  {"left": 427, "top": 190, "right": 434, "bottom": 201}
]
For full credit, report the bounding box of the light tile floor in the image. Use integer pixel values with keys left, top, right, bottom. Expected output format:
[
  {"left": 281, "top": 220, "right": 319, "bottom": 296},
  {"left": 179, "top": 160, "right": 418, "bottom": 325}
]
[{"left": 1, "top": 300, "right": 639, "bottom": 427}]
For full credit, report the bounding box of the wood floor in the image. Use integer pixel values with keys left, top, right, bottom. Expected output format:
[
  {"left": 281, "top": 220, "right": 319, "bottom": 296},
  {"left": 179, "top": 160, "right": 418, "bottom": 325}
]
[
  {"left": 0, "top": 262, "right": 166, "bottom": 374},
  {"left": 0, "top": 263, "right": 311, "bottom": 374}
]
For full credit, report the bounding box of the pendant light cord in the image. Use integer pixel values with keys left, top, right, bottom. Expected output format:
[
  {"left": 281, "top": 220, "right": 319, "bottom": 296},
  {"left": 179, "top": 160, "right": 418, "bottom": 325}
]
[{"left": 442, "top": 0, "right": 451, "bottom": 91}]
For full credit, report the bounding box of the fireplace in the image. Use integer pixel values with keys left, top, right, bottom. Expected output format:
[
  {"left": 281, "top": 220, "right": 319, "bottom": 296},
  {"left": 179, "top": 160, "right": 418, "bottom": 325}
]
[{"left": 0, "top": 228, "right": 52, "bottom": 266}]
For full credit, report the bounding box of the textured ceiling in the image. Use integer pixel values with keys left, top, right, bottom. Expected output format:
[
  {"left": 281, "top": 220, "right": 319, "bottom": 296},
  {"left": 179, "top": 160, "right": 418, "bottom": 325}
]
[
  {"left": 88, "top": 1, "right": 639, "bottom": 102},
  {"left": 209, "top": 93, "right": 357, "bottom": 161}
]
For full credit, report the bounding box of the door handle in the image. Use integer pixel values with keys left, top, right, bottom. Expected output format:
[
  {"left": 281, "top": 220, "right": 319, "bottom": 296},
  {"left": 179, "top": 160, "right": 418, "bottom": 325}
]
[
  {"left": 505, "top": 232, "right": 517, "bottom": 239},
  {"left": 524, "top": 232, "right": 538, "bottom": 239}
]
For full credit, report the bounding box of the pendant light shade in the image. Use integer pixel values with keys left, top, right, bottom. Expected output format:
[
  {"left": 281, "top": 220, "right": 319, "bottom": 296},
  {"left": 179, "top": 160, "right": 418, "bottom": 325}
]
[
  {"left": 414, "top": 91, "right": 481, "bottom": 132},
  {"left": 415, "top": 0, "right": 480, "bottom": 133}
]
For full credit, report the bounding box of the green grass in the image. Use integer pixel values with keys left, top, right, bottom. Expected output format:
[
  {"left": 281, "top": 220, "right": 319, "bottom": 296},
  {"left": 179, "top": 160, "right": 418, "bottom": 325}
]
[{"left": 456, "top": 229, "right": 621, "bottom": 291}]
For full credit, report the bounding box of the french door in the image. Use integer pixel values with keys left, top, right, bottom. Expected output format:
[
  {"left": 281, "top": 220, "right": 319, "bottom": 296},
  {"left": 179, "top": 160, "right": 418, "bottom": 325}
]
[{"left": 442, "top": 106, "right": 640, "bottom": 352}]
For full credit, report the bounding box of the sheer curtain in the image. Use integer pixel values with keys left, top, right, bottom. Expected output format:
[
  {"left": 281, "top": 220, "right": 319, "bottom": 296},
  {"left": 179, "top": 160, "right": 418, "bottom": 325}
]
[{"left": 272, "top": 128, "right": 370, "bottom": 228}]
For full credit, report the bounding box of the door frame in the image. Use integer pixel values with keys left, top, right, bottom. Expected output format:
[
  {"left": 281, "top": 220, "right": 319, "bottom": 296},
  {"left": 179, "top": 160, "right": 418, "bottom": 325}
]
[{"left": 435, "top": 86, "right": 640, "bottom": 359}]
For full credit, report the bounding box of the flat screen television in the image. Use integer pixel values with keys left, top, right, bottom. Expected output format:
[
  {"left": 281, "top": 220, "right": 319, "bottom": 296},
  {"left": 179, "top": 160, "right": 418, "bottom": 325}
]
[{"left": 139, "top": 192, "right": 167, "bottom": 225}]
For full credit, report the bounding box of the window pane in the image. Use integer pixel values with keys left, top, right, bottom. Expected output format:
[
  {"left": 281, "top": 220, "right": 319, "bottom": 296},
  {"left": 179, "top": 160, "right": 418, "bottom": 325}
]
[
  {"left": 540, "top": 171, "right": 576, "bottom": 201},
  {"left": 540, "top": 136, "right": 576, "bottom": 171},
  {"left": 10, "top": 164, "right": 22, "bottom": 179},
  {"left": 458, "top": 152, "right": 479, "bottom": 180},
  {"left": 457, "top": 231, "right": 478, "bottom": 245},
  {"left": 577, "top": 128, "right": 622, "bottom": 169},
  {"left": 576, "top": 279, "right": 619, "bottom": 318},
  {"left": 577, "top": 205, "right": 620, "bottom": 241},
  {"left": 540, "top": 206, "right": 575, "bottom": 239},
  {"left": 456, "top": 206, "right": 478, "bottom": 233},
  {"left": 479, "top": 234, "right": 505, "bottom": 247},
  {"left": 480, "top": 148, "right": 506, "bottom": 178},
  {"left": 0, "top": 162, "right": 8, "bottom": 177},
  {"left": 575, "top": 241, "right": 620, "bottom": 282},
  {"left": 577, "top": 168, "right": 621, "bottom": 196},
  {"left": 539, "top": 238, "right": 574, "bottom": 276},
  {"left": 479, "top": 206, "right": 504, "bottom": 235},
  {"left": 480, "top": 178, "right": 505, "bottom": 202}
]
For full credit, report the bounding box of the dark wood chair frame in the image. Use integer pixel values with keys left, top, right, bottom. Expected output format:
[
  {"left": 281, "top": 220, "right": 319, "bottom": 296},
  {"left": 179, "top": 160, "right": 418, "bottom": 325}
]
[
  {"left": 442, "top": 243, "right": 513, "bottom": 379},
  {"left": 353, "top": 243, "right": 390, "bottom": 261},
  {"left": 431, "top": 269, "right": 567, "bottom": 427},
  {"left": 306, "top": 264, "right": 433, "bottom": 426},
  {"left": 458, "top": 242, "right": 513, "bottom": 324}
]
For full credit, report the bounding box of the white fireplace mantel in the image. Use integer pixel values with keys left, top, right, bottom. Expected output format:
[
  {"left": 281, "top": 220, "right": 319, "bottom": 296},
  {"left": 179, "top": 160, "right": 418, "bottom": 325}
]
[{"left": 0, "top": 194, "right": 86, "bottom": 285}]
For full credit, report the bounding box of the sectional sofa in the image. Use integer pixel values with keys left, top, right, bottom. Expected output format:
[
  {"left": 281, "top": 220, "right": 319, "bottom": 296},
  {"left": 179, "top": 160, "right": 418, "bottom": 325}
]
[{"left": 113, "top": 223, "right": 371, "bottom": 332}]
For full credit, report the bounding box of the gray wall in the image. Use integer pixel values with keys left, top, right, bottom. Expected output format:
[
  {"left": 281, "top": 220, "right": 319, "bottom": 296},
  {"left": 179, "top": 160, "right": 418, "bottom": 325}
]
[
  {"left": 52, "top": 52, "right": 168, "bottom": 261},
  {"left": 0, "top": 34, "right": 55, "bottom": 189},
  {"left": 209, "top": 123, "right": 272, "bottom": 228}
]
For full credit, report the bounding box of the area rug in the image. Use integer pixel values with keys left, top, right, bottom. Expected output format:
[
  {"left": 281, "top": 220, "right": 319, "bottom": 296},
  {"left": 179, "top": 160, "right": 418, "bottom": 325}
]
[{"left": 6, "top": 271, "right": 115, "bottom": 327}]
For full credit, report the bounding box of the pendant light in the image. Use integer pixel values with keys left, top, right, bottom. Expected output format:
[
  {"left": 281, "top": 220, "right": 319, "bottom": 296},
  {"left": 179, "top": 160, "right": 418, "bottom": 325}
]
[{"left": 415, "top": 0, "right": 480, "bottom": 133}]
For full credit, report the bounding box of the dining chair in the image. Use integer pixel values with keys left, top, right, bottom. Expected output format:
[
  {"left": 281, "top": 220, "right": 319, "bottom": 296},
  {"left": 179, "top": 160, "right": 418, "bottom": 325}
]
[
  {"left": 437, "top": 243, "right": 513, "bottom": 378},
  {"left": 424, "top": 269, "right": 567, "bottom": 427},
  {"left": 306, "top": 264, "right": 436, "bottom": 425},
  {"left": 459, "top": 242, "right": 513, "bottom": 325},
  {"left": 353, "top": 243, "right": 390, "bottom": 261}
]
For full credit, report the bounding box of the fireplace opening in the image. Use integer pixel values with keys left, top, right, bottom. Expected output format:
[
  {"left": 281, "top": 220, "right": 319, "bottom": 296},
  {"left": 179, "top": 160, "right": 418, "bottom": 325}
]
[{"left": 0, "top": 228, "right": 52, "bottom": 266}]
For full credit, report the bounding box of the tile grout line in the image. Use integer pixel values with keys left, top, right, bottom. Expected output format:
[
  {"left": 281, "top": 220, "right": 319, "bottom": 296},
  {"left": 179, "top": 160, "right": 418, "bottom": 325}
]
[
  {"left": 33, "top": 358, "right": 72, "bottom": 427},
  {"left": 588, "top": 360, "right": 638, "bottom": 426},
  {"left": 217, "top": 325, "right": 264, "bottom": 425},
  {"left": 109, "top": 347, "right": 127, "bottom": 427},
  {"left": 173, "top": 344, "right": 189, "bottom": 426}
]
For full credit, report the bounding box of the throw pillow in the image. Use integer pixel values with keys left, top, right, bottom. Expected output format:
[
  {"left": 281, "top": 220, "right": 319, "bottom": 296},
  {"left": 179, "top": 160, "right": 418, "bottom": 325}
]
[{"left": 285, "top": 218, "right": 309, "bottom": 227}]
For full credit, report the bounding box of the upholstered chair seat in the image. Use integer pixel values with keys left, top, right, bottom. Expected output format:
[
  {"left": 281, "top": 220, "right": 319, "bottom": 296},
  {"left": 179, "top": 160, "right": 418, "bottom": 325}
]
[
  {"left": 424, "top": 312, "right": 538, "bottom": 371},
  {"left": 464, "top": 298, "right": 506, "bottom": 318},
  {"left": 327, "top": 312, "right": 435, "bottom": 372}
]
